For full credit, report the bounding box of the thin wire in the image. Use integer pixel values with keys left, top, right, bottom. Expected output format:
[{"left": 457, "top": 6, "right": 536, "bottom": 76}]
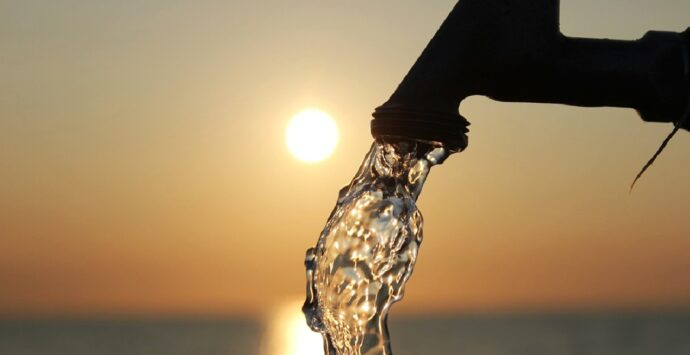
[{"left": 629, "top": 92, "right": 690, "bottom": 193}]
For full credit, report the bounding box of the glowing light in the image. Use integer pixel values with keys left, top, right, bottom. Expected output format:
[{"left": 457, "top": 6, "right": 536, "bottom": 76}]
[
  {"left": 286, "top": 109, "right": 339, "bottom": 163},
  {"left": 261, "top": 300, "right": 324, "bottom": 355}
]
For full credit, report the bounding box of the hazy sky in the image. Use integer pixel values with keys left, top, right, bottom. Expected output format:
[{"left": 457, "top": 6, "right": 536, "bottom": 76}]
[{"left": 1, "top": 0, "right": 689, "bottom": 317}]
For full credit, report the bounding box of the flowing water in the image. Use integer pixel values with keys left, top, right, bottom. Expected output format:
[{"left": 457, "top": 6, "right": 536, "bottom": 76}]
[{"left": 303, "top": 138, "right": 451, "bottom": 355}]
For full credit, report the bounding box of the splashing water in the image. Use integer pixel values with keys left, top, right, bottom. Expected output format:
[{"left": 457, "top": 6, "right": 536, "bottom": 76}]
[{"left": 302, "top": 138, "right": 451, "bottom": 355}]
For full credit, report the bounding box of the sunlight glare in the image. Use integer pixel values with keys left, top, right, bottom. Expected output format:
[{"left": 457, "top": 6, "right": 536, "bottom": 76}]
[
  {"left": 286, "top": 109, "right": 339, "bottom": 163},
  {"left": 261, "top": 300, "right": 324, "bottom": 355}
]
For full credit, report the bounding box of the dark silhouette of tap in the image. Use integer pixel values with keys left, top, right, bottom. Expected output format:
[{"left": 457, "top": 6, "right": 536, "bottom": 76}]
[{"left": 371, "top": 0, "right": 690, "bottom": 152}]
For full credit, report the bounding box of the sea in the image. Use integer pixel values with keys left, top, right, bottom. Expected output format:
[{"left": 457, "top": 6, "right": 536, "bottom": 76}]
[{"left": 1, "top": 313, "right": 689, "bottom": 355}]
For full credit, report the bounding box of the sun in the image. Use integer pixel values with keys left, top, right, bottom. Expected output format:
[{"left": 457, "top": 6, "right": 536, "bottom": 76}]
[{"left": 286, "top": 109, "right": 339, "bottom": 163}]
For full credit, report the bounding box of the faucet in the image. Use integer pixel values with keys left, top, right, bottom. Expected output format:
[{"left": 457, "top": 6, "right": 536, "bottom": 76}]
[{"left": 371, "top": 0, "right": 690, "bottom": 152}]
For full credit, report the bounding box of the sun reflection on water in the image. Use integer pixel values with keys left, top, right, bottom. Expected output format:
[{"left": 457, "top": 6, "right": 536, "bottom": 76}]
[{"left": 261, "top": 300, "right": 324, "bottom": 355}]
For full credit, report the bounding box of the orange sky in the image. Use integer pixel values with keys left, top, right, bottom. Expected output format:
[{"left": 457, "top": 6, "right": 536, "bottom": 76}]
[{"left": 1, "top": 0, "right": 690, "bottom": 317}]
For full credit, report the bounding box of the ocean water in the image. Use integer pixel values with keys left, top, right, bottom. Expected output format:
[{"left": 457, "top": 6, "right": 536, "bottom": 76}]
[
  {"left": 1, "top": 314, "right": 689, "bottom": 355},
  {"left": 0, "top": 319, "right": 261, "bottom": 355},
  {"left": 390, "top": 314, "right": 690, "bottom": 355}
]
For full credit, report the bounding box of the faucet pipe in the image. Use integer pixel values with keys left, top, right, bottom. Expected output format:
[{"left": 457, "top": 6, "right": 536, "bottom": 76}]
[{"left": 371, "top": 0, "right": 690, "bottom": 152}]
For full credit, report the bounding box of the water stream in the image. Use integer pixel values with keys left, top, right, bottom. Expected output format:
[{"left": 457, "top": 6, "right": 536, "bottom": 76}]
[{"left": 303, "top": 138, "right": 451, "bottom": 355}]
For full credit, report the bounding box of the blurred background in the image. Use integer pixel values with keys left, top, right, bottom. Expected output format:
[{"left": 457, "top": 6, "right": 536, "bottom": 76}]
[{"left": 1, "top": 0, "right": 689, "bottom": 354}]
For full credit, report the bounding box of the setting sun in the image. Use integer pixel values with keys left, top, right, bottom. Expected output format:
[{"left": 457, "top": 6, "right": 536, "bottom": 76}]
[{"left": 286, "top": 109, "right": 339, "bottom": 163}]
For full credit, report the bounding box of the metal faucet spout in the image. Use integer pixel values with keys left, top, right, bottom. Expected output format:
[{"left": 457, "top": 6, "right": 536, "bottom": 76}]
[{"left": 371, "top": 0, "right": 690, "bottom": 152}]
